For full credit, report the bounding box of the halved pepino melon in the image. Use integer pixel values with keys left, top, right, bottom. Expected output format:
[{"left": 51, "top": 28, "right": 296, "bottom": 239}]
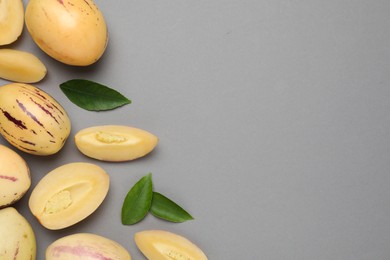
[
  {"left": 135, "top": 230, "right": 208, "bottom": 260},
  {"left": 0, "top": 49, "right": 47, "bottom": 83},
  {"left": 29, "top": 162, "right": 110, "bottom": 230},
  {"left": 0, "top": 0, "right": 24, "bottom": 45}
]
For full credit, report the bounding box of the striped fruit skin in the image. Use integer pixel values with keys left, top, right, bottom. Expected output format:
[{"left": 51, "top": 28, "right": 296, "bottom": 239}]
[
  {"left": 0, "top": 83, "right": 71, "bottom": 155},
  {"left": 0, "top": 207, "right": 36, "bottom": 260}
]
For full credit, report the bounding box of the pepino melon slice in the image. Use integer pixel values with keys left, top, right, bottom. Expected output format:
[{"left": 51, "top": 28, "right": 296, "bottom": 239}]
[
  {"left": 0, "top": 0, "right": 24, "bottom": 45},
  {"left": 0, "top": 49, "right": 47, "bottom": 83},
  {"left": 135, "top": 230, "right": 207, "bottom": 260}
]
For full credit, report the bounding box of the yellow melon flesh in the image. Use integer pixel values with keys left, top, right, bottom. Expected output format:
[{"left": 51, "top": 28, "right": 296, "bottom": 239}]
[
  {"left": 75, "top": 125, "right": 158, "bottom": 162},
  {"left": 0, "top": 0, "right": 24, "bottom": 45},
  {"left": 28, "top": 162, "right": 110, "bottom": 230},
  {"left": 135, "top": 230, "right": 208, "bottom": 260},
  {"left": 0, "top": 49, "right": 47, "bottom": 83}
]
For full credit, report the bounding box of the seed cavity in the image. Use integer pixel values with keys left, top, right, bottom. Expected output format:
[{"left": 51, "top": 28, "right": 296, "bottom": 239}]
[
  {"left": 164, "top": 249, "right": 192, "bottom": 260},
  {"left": 95, "top": 131, "right": 127, "bottom": 143},
  {"left": 45, "top": 190, "right": 72, "bottom": 214}
]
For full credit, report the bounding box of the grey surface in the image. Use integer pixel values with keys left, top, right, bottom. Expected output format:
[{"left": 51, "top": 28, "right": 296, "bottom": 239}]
[{"left": 2, "top": 0, "right": 390, "bottom": 259}]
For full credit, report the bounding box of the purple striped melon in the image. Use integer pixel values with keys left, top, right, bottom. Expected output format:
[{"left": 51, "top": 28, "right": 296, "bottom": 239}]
[
  {"left": 0, "top": 83, "right": 71, "bottom": 155},
  {"left": 46, "top": 233, "right": 131, "bottom": 260}
]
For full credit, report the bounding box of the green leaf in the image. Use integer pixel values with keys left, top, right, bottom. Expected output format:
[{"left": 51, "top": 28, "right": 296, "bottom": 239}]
[
  {"left": 150, "top": 192, "right": 194, "bottom": 223},
  {"left": 60, "top": 79, "right": 131, "bottom": 111},
  {"left": 121, "top": 173, "right": 153, "bottom": 225}
]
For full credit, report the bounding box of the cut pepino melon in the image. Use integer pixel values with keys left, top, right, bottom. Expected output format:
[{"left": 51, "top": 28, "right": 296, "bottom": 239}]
[
  {"left": 0, "top": 0, "right": 24, "bottom": 45},
  {"left": 29, "top": 162, "right": 110, "bottom": 230},
  {"left": 135, "top": 230, "right": 207, "bottom": 260},
  {"left": 0, "top": 49, "right": 47, "bottom": 83}
]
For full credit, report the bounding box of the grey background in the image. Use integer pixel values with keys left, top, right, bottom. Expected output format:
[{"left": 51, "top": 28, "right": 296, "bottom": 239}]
[{"left": 1, "top": 0, "right": 390, "bottom": 259}]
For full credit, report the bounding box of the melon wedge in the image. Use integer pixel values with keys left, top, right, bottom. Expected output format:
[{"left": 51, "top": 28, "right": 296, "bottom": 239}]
[
  {"left": 0, "top": 0, "right": 24, "bottom": 45},
  {"left": 135, "top": 230, "right": 207, "bottom": 260},
  {"left": 29, "top": 162, "right": 110, "bottom": 230},
  {"left": 0, "top": 49, "right": 47, "bottom": 83}
]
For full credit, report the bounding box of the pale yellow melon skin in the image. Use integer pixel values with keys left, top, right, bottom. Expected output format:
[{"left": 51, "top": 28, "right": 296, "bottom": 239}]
[
  {"left": 0, "top": 207, "right": 36, "bottom": 260},
  {"left": 25, "top": 0, "right": 108, "bottom": 66},
  {"left": 135, "top": 230, "right": 208, "bottom": 260},
  {"left": 75, "top": 125, "right": 158, "bottom": 162},
  {"left": 29, "top": 162, "right": 110, "bottom": 230},
  {"left": 46, "top": 233, "right": 131, "bottom": 260},
  {"left": 0, "top": 144, "right": 30, "bottom": 208},
  {"left": 0, "top": 0, "right": 24, "bottom": 45},
  {"left": 0, "top": 49, "right": 47, "bottom": 83},
  {"left": 0, "top": 83, "right": 71, "bottom": 155}
]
